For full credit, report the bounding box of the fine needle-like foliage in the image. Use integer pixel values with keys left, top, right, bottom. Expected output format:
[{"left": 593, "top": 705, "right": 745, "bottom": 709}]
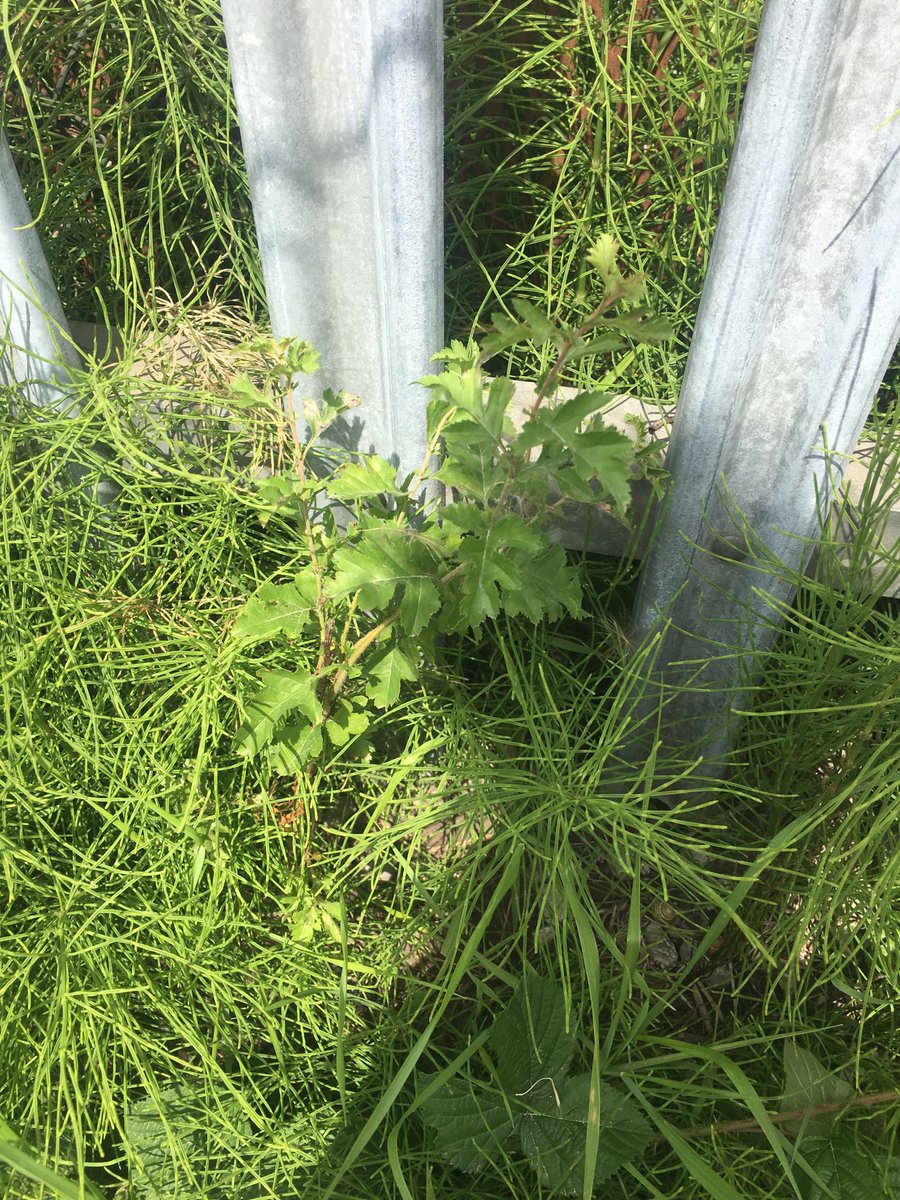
[
  {"left": 2, "top": 3, "right": 900, "bottom": 1199},
  {"left": 2, "top": 288, "right": 899, "bottom": 1200}
]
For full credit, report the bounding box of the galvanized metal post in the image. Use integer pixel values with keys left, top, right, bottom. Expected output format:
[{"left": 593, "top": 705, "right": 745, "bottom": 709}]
[
  {"left": 1, "top": 133, "right": 117, "bottom": 506},
  {"left": 221, "top": 0, "right": 443, "bottom": 479},
  {"left": 0, "top": 132, "right": 80, "bottom": 406},
  {"left": 629, "top": 0, "right": 900, "bottom": 765}
]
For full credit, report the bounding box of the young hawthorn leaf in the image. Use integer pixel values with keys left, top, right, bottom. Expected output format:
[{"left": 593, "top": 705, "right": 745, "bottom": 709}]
[
  {"left": 518, "top": 1075, "right": 652, "bottom": 1194},
  {"left": 427, "top": 371, "right": 510, "bottom": 460},
  {"left": 399, "top": 577, "right": 442, "bottom": 637},
  {"left": 567, "top": 428, "right": 635, "bottom": 514},
  {"left": 514, "top": 392, "right": 635, "bottom": 513},
  {"left": 255, "top": 472, "right": 313, "bottom": 524},
  {"left": 441, "top": 502, "right": 491, "bottom": 534},
  {"left": 500, "top": 544, "right": 583, "bottom": 623},
  {"left": 796, "top": 1134, "right": 888, "bottom": 1200},
  {"left": 434, "top": 456, "right": 489, "bottom": 498},
  {"left": 478, "top": 312, "right": 538, "bottom": 361},
  {"left": 325, "top": 700, "right": 370, "bottom": 747},
  {"left": 429, "top": 338, "right": 479, "bottom": 370},
  {"left": 230, "top": 574, "right": 318, "bottom": 644},
  {"left": 599, "top": 310, "right": 675, "bottom": 344},
  {"left": 438, "top": 432, "right": 508, "bottom": 503},
  {"left": 234, "top": 669, "right": 322, "bottom": 757},
  {"left": 548, "top": 465, "right": 596, "bottom": 505},
  {"left": 586, "top": 233, "right": 621, "bottom": 287},
  {"left": 270, "top": 721, "right": 324, "bottom": 773},
  {"left": 229, "top": 372, "right": 269, "bottom": 410},
  {"left": 514, "top": 390, "right": 612, "bottom": 454},
  {"left": 511, "top": 297, "right": 563, "bottom": 346},
  {"left": 563, "top": 332, "right": 626, "bottom": 367},
  {"left": 280, "top": 338, "right": 320, "bottom": 376},
  {"left": 418, "top": 1076, "right": 516, "bottom": 1173},
  {"left": 365, "top": 644, "right": 418, "bottom": 708},
  {"left": 482, "top": 375, "right": 516, "bottom": 441},
  {"left": 445, "top": 513, "right": 547, "bottom": 630},
  {"left": 441, "top": 418, "right": 506, "bottom": 485},
  {"left": 302, "top": 387, "right": 354, "bottom": 437},
  {"left": 326, "top": 455, "right": 402, "bottom": 501},
  {"left": 326, "top": 534, "right": 422, "bottom": 610},
  {"left": 781, "top": 1045, "right": 855, "bottom": 1136},
  {"left": 418, "top": 364, "right": 486, "bottom": 424},
  {"left": 426, "top": 394, "right": 452, "bottom": 442}
]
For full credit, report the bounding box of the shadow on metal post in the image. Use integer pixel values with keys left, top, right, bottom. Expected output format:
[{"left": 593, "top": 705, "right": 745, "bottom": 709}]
[
  {"left": 0, "top": 132, "right": 118, "bottom": 507},
  {"left": 626, "top": 0, "right": 900, "bottom": 782}
]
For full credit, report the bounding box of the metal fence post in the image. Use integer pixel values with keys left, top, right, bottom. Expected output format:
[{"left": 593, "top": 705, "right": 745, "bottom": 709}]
[
  {"left": 221, "top": 0, "right": 443, "bottom": 479},
  {"left": 0, "top": 132, "right": 80, "bottom": 406},
  {"left": 629, "top": 0, "right": 900, "bottom": 766},
  {"left": 1, "top": 132, "right": 118, "bottom": 505}
]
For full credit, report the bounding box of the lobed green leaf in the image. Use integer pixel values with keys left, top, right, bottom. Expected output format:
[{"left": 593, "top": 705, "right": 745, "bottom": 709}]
[
  {"left": 519, "top": 1075, "right": 652, "bottom": 1194},
  {"left": 234, "top": 669, "right": 322, "bottom": 757},
  {"left": 796, "top": 1134, "right": 889, "bottom": 1200},
  {"left": 418, "top": 1077, "right": 516, "bottom": 1172},
  {"left": 231, "top": 573, "right": 318, "bottom": 644}
]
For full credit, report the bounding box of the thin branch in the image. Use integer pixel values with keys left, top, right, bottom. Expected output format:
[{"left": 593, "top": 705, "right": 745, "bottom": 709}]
[
  {"left": 528, "top": 281, "right": 631, "bottom": 418},
  {"left": 658, "top": 1090, "right": 900, "bottom": 1144}
]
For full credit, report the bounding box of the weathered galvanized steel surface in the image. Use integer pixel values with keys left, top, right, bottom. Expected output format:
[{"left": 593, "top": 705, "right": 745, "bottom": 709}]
[
  {"left": 629, "top": 0, "right": 900, "bottom": 762},
  {"left": 0, "top": 132, "right": 79, "bottom": 406},
  {"left": 221, "top": 0, "right": 443, "bottom": 478}
]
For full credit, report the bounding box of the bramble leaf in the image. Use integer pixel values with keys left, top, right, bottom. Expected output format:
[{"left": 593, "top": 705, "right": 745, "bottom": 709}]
[
  {"left": 519, "top": 1075, "right": 652, "bottom": 1194},
  {"left": 492, "top": 974, "right": 578, "bottom": 1097},
  {"left": 126, "top": 1083, "right": 249, "bottom": 1199},
  {"left": 796, "top": 1134, "right": 888, "bottom": 1200},
  {"left": 235, "top": 669, "right": 322, "bottom": 757},
  {"left": 418, "top": 1076, "right": 515, "bottom": 1172},
  {"left": 419, "top": 976, "right": 652, "bottom": 1192},
  {"left": 781, "top": 1045, "right": 855, "bottom": 1135}
]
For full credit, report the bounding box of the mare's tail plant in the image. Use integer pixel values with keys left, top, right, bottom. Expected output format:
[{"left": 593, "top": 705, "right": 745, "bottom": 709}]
[{"left": 229, "top": 235, "right": 672, "bottom": 778}]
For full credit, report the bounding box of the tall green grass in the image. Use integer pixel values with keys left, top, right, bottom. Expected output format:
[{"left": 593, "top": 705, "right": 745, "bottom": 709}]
[
  {"left": 2, "top": 3, "right": 899, "bottom": 1196},
  {"left": 4, "top": 0, "right": 896, "bottom": 409},
  {"left": 1, "top": 319, "right": 898, "bottom": 1197},
  {"left": 1, "top": 0, "right": 262, "bottom": 329}
]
